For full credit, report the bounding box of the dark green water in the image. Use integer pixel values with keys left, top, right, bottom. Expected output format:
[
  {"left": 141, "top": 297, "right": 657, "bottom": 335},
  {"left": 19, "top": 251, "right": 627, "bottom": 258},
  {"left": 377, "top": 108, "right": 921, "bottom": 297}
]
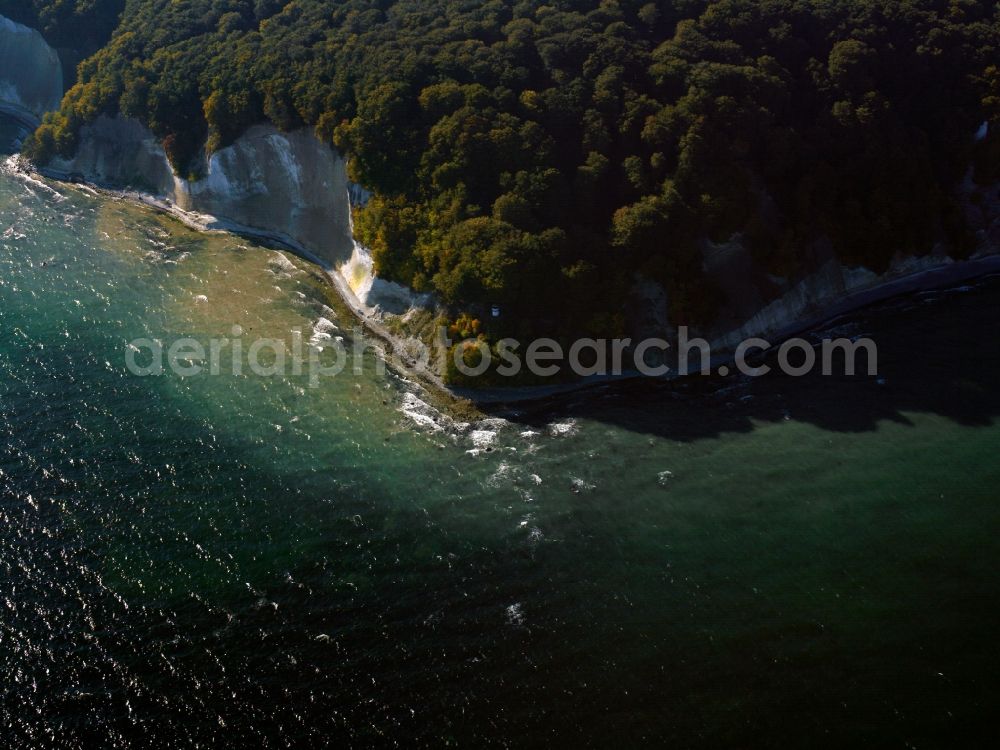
[{"left": 2, "top": 122, "right": 1000, "bottom": 747}]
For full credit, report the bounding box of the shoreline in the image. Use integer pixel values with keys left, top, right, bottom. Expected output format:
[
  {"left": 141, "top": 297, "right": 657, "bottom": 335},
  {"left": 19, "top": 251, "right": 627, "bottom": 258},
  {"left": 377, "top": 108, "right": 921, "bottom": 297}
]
[
  {"left": 459, "top": 254, "right": 1000, "bottom": 406},
  {"left": 29, "top": 159, "right": 465, "bottom": 410},
  {"left": 16, "top": 157, "right": 1000, "bottom": 408}
]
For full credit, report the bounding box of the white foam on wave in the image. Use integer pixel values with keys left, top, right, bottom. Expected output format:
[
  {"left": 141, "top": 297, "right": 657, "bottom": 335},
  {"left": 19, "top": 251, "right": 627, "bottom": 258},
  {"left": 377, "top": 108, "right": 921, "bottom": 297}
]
[
  {"left": 399, "top": 392, "right": 445, "bottom": 432},
  {"left": 309, "top": 317, "right": 339, "bottom": 348},
  {"left": 517, "top": 514, "right": 545, "bottom": 545},
  {"left": 267, "top": 252, "right": 298, "bottom": 274},
  {"left": 506, "top": 603, "right": 526, "bottom": 626},
  {"left": 468, "top": 429, "right": 497, "bottom": 449},
  {"left": 459, "top": 416, "right": 510, "bottom": 454},
  {"left": 3, "top": 156, "right": 65, "bottom": 201},
  {"left": 487, "top": 460, "right": 519, "bottom": 487},
  {"left": 395, "top": 392, "right": 511, "bottom": 450},
  {"left": 314, "top": 317, "right": 338, "bottom": 333},
  {"left": 548, "top": 420, "right": 578, "bottom": 437}
]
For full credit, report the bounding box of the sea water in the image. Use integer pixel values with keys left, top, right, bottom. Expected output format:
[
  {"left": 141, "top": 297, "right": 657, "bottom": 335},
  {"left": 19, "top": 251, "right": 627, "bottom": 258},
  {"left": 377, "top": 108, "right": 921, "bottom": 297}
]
[{"left": 2, "top": 118, "right": 999, "bottom": 747}]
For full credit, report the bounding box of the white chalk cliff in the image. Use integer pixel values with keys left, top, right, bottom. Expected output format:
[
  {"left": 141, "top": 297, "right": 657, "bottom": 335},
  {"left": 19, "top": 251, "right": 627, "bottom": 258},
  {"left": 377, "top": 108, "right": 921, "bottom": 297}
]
[
  {"left": 49, "top": 117, "right": 357, "bottom": 267},
  {"left": 47, "top": 114, "right": 435, "bottom": 317},
  {"left": 0, "top": 14, "right": 63, "bottom": 124}
]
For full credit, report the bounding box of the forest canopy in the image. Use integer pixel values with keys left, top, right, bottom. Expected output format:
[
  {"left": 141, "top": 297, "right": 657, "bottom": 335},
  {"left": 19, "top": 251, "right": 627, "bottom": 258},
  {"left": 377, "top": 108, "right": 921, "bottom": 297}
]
[
  {"left": 0, "top": 0, "right": 124, "bottom": 54},
  {"left": 18, "top": 0, "right": 1000, "bottom": 337}
]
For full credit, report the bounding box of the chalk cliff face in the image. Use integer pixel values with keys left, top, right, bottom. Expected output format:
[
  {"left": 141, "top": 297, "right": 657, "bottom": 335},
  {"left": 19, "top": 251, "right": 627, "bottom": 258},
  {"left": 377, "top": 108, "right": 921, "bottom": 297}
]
[
  {"left": 50, "top": 116, "right": 356, "bottom": 267},
  {"left": 47, "top": 114, "right": 434, "bottom": 316},
  {"left": 50, "top": 116, "right": 175, "bottom": 192},
  {"left": 0, "top": 15, "right": 62, "bottom": 122}
]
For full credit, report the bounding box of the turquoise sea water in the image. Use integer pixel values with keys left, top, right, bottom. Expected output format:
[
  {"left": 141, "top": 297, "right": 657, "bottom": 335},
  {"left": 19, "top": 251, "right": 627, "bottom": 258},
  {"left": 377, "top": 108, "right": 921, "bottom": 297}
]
[{"left": 2, "top": 120, "right": 1000, "bottom": 747}]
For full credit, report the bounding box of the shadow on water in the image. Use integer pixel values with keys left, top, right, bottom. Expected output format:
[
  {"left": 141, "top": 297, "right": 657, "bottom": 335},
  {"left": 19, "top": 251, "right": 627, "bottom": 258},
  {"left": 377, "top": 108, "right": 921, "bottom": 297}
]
[{"left": 486, "top": 273, "right": 1000, "bottom": 441}]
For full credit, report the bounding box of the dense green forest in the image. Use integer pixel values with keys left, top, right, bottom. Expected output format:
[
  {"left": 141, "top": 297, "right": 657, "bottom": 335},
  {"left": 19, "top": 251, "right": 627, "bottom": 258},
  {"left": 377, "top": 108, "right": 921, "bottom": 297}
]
[
  {"left": 0, "top": 0, "right": 124, "bottom": 55},
  {"left": 17, "top": 0, "right": 1000, "bottom": 338}
]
